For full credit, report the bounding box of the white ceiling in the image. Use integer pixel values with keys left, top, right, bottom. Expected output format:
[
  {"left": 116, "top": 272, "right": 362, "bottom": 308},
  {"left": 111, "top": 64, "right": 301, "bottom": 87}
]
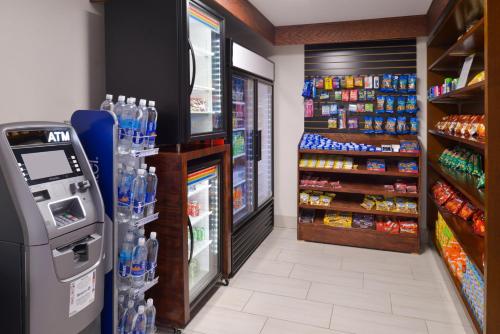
[{"left": 248, "top": 0, "right": 433, "bottom": 26}]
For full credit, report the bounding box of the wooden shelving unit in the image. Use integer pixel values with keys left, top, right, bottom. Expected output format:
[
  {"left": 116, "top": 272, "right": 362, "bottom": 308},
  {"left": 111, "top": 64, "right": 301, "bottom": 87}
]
[
  {"left": 297, "top": 133, "right": 421, "bottom": 254},
  {"left": 427, "top": 1, "right": 500, "bottom": 332}
]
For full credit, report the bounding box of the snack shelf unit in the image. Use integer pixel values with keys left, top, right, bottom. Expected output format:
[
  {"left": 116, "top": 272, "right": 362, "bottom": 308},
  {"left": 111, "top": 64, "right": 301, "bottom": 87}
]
[
  {"left": 427, "top": 1, "right": 500, "bottom": 332},
  {"left": 297, "top": 133, "right": 422, "bottom": 254}
]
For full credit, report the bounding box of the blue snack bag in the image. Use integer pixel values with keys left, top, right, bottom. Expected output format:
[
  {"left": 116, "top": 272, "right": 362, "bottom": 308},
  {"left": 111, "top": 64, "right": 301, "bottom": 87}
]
[
  {"left": 376, "top": 95, "right": 385, "bottom": 113},
  {"left": 410, "top": 117, "right": 418, "bottom": 135},
  {"left": 381, "top": 74, "right": 392, "bottom": 92},
  {"left": 330, "top": 103, "right": 339, "bottom": 115},
  {"left": 374, "top": 116, "right": 384, "bottom": 134},
  {"left": 408, "top": 74, "right": 417, "bottom": 93},
  {"left": 397, "top": 96, "right": 406, "bottom": 114},
  {"left": 392, "top": 75, "right": 399, "bottom": 92},
  {"left": 406, "top": 95, "right": 417, "bottom": 113},
  {"left": 399, "top": 75, "right": 408, "bottom": 93},
  {"left": 385, "top": 96, "right": 395, "bottom": 114},
  {"left": 363, "top": 116, "right": 374, "bottom": 134},
  {"left": 397, "top": 116, "right": 407, "bottom": 134},
  {"left": 385, "top": 117, "right": 397, "bottom": 135},
  {"left": 302, "top": 79, "right": 313, "bottom": 98}
]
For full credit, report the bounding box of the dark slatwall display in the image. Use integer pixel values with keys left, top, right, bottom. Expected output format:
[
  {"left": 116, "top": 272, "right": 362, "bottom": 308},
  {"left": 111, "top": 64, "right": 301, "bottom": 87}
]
[{"left": 303, "top": 39, "right": 417, "bottom": 134}]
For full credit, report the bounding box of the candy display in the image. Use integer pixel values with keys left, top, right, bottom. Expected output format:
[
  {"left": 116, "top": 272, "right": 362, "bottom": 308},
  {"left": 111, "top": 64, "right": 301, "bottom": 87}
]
[
  {"left": 399, "top": 220, "right": 418, "bottom": 234},
  {"left": 300, "top": 175, "right": 341, "bottom": 189},
  {"left": 299, "top": 191, "right": 335, "bottom": 206},
  {"left": 367, "top": 159, "right": 386, "bottom": 172},
  {"left": 299, "top": 154, "right": 355, "bottom": 170},
  {"left": 352, "top": 214, "right": 375, "bottom": 229},
  {"left": 398, "top": 160, "right": 419, "bottom": 174},
  {"left": 324, "top": 211, "right": 352, "bottom": 228},
  {"left": 439, "top": 146, "right": 484, "bottom": 188},
  {"left": 361, "top": 195, "right": 418, "bottom": 214},
  {"left": 376, "top": 216, "right": 400, "bottom": 234},
  {"left": 436, "top": 213, "right": 467, "bottom": 281},
  {"left": 463, "top": 257, "right": 485, "bottom": 331},
  {"left": 435, "top": 115, "right": 486, "bottom": 140}
]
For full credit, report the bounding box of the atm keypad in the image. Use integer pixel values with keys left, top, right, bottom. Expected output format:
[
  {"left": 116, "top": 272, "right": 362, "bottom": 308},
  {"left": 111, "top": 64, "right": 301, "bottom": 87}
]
[{"left": 55, "top": 212, "right": 81, "bottom": 227}]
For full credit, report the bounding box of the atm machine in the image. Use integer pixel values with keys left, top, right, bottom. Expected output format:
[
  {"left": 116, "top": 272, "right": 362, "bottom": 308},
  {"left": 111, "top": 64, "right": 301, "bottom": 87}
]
[{"left": 0, "top": 122, "right": 106, "bottom": 334}]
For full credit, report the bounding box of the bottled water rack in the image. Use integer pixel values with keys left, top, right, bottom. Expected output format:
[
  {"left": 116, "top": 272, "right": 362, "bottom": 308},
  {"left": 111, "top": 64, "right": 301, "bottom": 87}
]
[
  {"left": 119, "top": 201, "right": 159, "bottom": 228},
  {"left": 138, "top": 276, "right": 159, "bottom": 295}
]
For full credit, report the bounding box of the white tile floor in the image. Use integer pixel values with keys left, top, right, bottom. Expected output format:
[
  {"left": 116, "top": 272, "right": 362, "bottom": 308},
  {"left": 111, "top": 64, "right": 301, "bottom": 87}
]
[{"left": 184, "top": 226, "right": 476, "bottom": 334}]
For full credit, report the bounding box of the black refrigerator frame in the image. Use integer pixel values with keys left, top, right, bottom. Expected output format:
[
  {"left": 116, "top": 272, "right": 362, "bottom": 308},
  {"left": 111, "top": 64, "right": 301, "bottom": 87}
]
[
  {"left": 105, "top": 0, "right": 227, "bottom": 145},
  {"left": 227, "top": 41, "right": 275, "bottom": 276}
]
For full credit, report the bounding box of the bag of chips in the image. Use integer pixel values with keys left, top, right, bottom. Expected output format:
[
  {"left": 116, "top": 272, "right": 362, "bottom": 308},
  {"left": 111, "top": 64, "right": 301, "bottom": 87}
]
[
  {"left": 340, "top": 76, "right": 347, "bottom": 89},
  {"left": 328, "top": 117, "right": 338, "bottom": 129},
  {"left": 348, "top": 117, "right": 359, "bottom": 129},
  {"left": 354, "top": 76, "right": 364, "bottom": 88},
  {"left": 445, "top": 194, "right": 465, "bottom": 214},
  {"left": 346, "top": 75, "right": 354, "bottom": 89},
  {"left": 385, "top": 117, "right": 397, "bottom": 135},
  {"left": 366, "top": 90, "right": 376, "bottom": 101},
  {"left": 363, "top": 116, "right": 374, "bottom": 134},
  {"left": 392, "top": 75, "right": 399, "bottom": 92},
  {"left": 397, "top": 96, "right": 406, "bottom": 113},
  {"left": 342, "top": 90, "right": 350, "bottom": 102},
  {"left": 381, "top": 74, "right": 393, "bottom": 92},
  {"left": 333, "top": 77, "right": 341, "bottom": 89},
  {"left": 358, "top": 89, "right": 366, "bottom": 101},
  {"left": 316, "top": 77, "right": 324, "bottom": 89},
  {"left": 330, "top": 103, "right": 339, "bottom": 115},
  {"left": 397, "top": 116, "right": 407, "bottom": 134},
  {"left": 458, "top": 202, "right": 476, "bottom": 221},
  {"left": 365, "top": 76, "right": 373, "bottom": 89},
  {"left": 410, "top": 117, "right": 418, "bottom": 135},
  {"left": 304, "top": 99, "right": 314, "bottom": 118},
  {"left": 385, "top": 96, "right": 395, "bottom": 114},
  {"left": 406, "top": 95, "right": 417, "bottom": 113},
  {"left": 357, "top": 103, "right": 365, "bottom": 113},
  {"left": 324, "top": 77, "right": 333, "bottom": 90},
  {"left": 398, "top": 75, "right": 408, "bottom": 93},
  {"left": 350, "top": 89, "right": 358, "bottom": 102},
  {"left": 376, "top": 96, "right": 385, "bottom": 113},
  {"left": 408, "top": 74, "right": 417, "bottom": 93},
  {"left": 365, "top": 103, "right": 374, "bottom": 113},
  {"left": 374, "top": 116, "right": 384, "bottom": 134}
]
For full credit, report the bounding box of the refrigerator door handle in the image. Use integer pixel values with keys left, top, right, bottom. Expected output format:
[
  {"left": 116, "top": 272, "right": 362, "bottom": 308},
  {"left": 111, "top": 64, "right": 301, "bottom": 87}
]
[
  {"left": 256, "top": 130, "right": 262, "bottom": 161},
  {"left": 188, "top": 217, "right": 194, "bottom": 264},
  {"left": 188, "top": 38, "right": 197, "bottom": 95}
]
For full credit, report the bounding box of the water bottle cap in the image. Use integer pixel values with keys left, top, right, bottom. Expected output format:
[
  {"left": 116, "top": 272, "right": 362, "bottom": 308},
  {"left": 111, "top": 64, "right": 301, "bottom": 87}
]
[
  {"left": 147, "top": 298, "right": 154, "bottom": 306},
  {"left": 137, "top": 169, "right": 146, "bottom": 175},
  {"left": 126, "top": 233, "right": 134, "bottom": 241},
  {"left": 150, "top": 232, "right": 157, "bottom": 240},
  {"left": 106, "top": 94, "right": 113, "bottom": 100},
  {"left": 128, "top": 300, "right": 134, "bottom": 308},
  {"left": 138, "top": 237, "right": 145, "bottom": 246},
  {"left": 130, "top": 97, "right": 136, "bottom": 103},
  {"left": 148, "top": 100, "right": 156, "bottom": 107},
  {"left": 126, "top": 166, "right": 134, "bottom": 172},
  {"left": 118, "top": 95, "right": 126, "bottom": 102},
  {"left": 149, "top": 167, "right": 156, "bottom": 173},
  {"left": 139, "top": 99, "right": 147, "bottom": 106},
  {"left": 141, "top": 163, "right": 147, "bottom": 170},
  {"left": 118, "top": 295, "right": 125, "bottom": 302},
  {"left": 138, "top": 305, "right": 145, "bottom": 314}
]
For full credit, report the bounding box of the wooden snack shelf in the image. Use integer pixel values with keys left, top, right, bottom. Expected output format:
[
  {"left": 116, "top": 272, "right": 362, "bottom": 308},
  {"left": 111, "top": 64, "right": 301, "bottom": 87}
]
[
  {"left": 297, "top": 133, "right": 422, "bottom": 254},
  {"left": 428, "top": 81, "right": 485, "bottom": 104},
  {"left": 428, "top": 130, "right": 485, "bottom": 151}
]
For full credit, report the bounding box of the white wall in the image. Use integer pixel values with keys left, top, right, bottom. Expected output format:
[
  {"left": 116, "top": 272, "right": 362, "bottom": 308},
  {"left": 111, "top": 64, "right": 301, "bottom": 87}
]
[
  {"left": 269, "top": 45, "right": 305, "bottom": 225},
  {"left": 0, "top": 0, "right": 105, "bottom": 123}
]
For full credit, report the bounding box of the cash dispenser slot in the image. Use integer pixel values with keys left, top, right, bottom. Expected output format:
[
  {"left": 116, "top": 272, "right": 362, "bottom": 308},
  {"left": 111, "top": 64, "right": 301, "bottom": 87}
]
[
  {"left": 48, "top": 196, "right": 85, "bottom": 228},
  {"left": 52, "top": 233, "right": 102, "bottom": 279},
  {"left": 32, "top": 189, "right": 51, "bottom": 203}
]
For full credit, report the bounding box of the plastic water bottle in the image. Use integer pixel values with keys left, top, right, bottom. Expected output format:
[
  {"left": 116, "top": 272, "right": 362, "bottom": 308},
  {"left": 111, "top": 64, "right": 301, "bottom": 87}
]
[
  {"left": 146, "top": 101, "right": 158, "bottom": 149},
  {"left": 145, "top": 299, "right": 156, "bottom": 334},
  {"left": 121, "top": 300, "right": 136, "bottom": 334},
  {"left": 132, "top": 99, "right": 148, "bottom": 151},
  {"left": 131, "top": 305, "right": 146, "bottom": 334},
  {"left": 115, "top": 95, "right": 126, "bottom": 117},
  {"left": 131, "top": 169, "right": 147, "bottom": 220},
  {"left": 118, "top": 233, "right": 135, "bottom": 288},
  {"left": 118, "top": 166, "right": 135, "bottom": 223},
  {"left": 145, "top": 167, "right": 158, "bottom": 216},
  {"left": 118, "top": 97, "right": 138, "bottom": 154},
  {"left": 130, "top": 237, "right": 148, "bottom": 288},
  {"left": 135, "top": 292, "right": 146, "bottom": 311},
  {"left": 100, "top": 94, "right": 114, "bottom": 112},
  {"left": 117, "top": 294, "right": 126, "bottom": 333},
  {"left": 134, "top": 227, "right": 145, "bottom": 245},
  {"left": 146, "top": 232, "right": 159, "bottom": 282}
]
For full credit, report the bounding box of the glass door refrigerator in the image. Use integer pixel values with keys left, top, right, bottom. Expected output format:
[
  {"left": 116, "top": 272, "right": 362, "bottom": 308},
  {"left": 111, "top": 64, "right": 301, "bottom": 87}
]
[
  {"left": 105, "top": 0, "right": 226, "bottom": 145},
  {"left": 228, "top": 42, "right": 275, "bottom": 274}
]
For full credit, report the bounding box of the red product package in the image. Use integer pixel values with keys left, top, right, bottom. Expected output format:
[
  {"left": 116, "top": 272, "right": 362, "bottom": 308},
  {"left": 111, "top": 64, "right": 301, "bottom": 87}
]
[
  {"left": 406, "top": 183, "right": 418, "bottom": 193},
  {"left": 376, "top": 217, "right": 400, "bottom": 234},
  {"left": 472, "top": 211, "right": 486, "bottom": 237},
  {"left": 432, "top": 181, "right": 454, "bottom": 206},
  {"left": 399, "top": 220, "right": 418, "bottom": 234},
  {"left": 444, "top": 195, "right": 465, "bottom": 214},
  {"left": 350, "top": 89, "right": 358, "bottom": 102},
  {"left": 394, "top": 182, "right": 407, "bottom": 193},
  {"left": 457, "top": 202, "right": 476, "bottom": 221},
  {"left": 342, "top": 90, "right": 350, "bottom": 102}
]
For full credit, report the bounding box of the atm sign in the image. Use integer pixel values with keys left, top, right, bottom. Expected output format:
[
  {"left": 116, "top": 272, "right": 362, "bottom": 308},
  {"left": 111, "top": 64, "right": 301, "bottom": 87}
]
[{"left": 47, "top": 131, "right": 70, "bottom": 143}]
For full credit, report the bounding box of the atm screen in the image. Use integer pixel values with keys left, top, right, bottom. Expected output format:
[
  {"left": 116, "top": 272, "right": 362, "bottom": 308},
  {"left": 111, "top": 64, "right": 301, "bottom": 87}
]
[{"left": 22, "top": 150, "right": 73, "bottom": 181}]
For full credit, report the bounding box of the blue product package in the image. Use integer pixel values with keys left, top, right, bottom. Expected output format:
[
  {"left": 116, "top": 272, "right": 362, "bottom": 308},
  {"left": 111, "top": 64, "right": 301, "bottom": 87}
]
[
  {"left": 392, "top": 75, "right": 399, "bottom": 92},
  {"left": 408, "top": 74, "right": 417, "bottom": 93},
  {"left": 385, "top": 96, "right": 395, "bottom": 114},
  {"left": 376, "top": 96, "right": 385, "bottom": 113},
  {"left": 397, "top": 116, "right": 407, "bottom": 134},
  {"left": 397, "top": 96, "right": 406, "bottom": 114},
  {"left": 381, "top": 74, "right": 393, "bottom": 92},
  {"left": 406, "top": 95, "right": 417, "bottom": 113},
  {"left": 399, "top": 75, "right": 408, "bottom": 93},
  {"left": 410, "top": 117, "right": 418, "bottom": 135},
  {"left": 385, "top": 117, "right": 397, "bottom": 134},
  {"left": 374, "top": 116, "right": 384, "bottom": 134},
  {"left": 302, "top": 79, "right": 313, "bottom": 98}
]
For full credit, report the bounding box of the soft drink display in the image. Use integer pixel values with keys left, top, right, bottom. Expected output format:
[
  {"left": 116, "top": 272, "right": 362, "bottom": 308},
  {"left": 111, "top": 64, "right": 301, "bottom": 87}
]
[
  {"left": 145, "top": 167, "right": 158, "bottom": 216},
  {"left": 131, "top": 169, "right": 148, "bottom": 220},
  {"left": 146, "top": 101, "right": 158, "bottom": 149},
  {"left": 118, "top": 233, "right": 135, "bottom": 288},
  {"left": 146, "top": 232, "right": 159, "bottom": 281},
  {"left": 145, "top": 299, "right": 156, "bottom": 334},
  {"left": 132, "top": 306, "right": 147, "bottom": 334},
  {"left": 100, "top": 94, "right": 114, "bottom": 112},
  {"left": 130, "top": 237, "right": 148, "bottom": 288},
  {"left": 132, "top": 99, "right": 149, "bottom": 151}
]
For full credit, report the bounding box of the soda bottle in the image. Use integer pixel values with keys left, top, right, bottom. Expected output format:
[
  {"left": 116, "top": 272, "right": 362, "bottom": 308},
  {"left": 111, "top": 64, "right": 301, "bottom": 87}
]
[
  {"left": 146, "top": 232, "right": 159, "bottom": 281},
  {"left": 118, "top": 233, "right": 135, "bottom": 288},
  {"left": 146, "top": 101, "right": 158, "bottom": 149},
  {"left": 131, "top": 305, "right": 146, "bottom": 334},
  {"left": 145, "top": 167, "right": 158, "bottom": 216},
  {"left": 132, "top": 99, "right": 148, "bottom": 152},
  {"left": 130, "top": 237, "right": 148, "bottom": 288},
  {"left": 145, "top": 298, "right": 156, "bottom": 334},
  {"left": 131, "top": 169, "right": 147, "bottom": 220},
  {"left": 118, "top": 166, "right": 135, "bottom": 223}
]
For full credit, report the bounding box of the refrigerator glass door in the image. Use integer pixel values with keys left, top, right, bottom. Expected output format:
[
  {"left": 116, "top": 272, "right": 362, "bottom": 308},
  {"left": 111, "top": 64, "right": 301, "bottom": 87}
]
[
  {"left": 257, "top": 82, "right": 273, "bottom": 207},
  {"left": 188, "top": 2, "right": 223, "bottom": 136},
  {"left": 232, "top": 75, "right": 255, "bottom": 225},
  {"left": 187, "top": 165, "right": 221, "bottom": 302}
]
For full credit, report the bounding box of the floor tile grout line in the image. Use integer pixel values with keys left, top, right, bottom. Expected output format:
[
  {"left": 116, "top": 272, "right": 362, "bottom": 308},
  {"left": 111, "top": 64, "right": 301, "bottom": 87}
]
[
  {"left": 424, "top": 319, "right": 431, "bottom": 334},
  {"left": 329, "top": 303, "right": 335, "bottom": 330},
  {"left": 240, "top": 310, "right": 338, "bottom": 332},
  {"left": 288, "top": 263, "right": 296, "bottom": 278},
  {"left": 241, "top": 290, "right": 255, "bottom": 312},
  {"left": 257, "top": 317, "right": 269, "bottom": 334}
]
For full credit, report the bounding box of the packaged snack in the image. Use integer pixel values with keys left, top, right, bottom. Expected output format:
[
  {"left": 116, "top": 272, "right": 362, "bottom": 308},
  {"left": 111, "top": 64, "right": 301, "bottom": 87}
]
[
  {"left": 406, "top": 95, "right": 417, "bottom": 113},
  {"left": 445, "top": 195, "right": 465, "bottom": 214},
  {"left": 349, "top": 89, "right": 358, "bottom": 102},
  {"left": 319, "top": 92, "right": 330, "bottom": 100},
  {"left": 334, "top": 90, "right": 342, "bottom": 101},
  {"left": 319, "top": 195, "right": 333, "bottom": 207},
  {"left": 400, "top": 140, "right": 420, "bottom": 152},
  {"left": 367, "top": 159, "right": 386, "bottom": 172},
  {"left": 397, "top": 116, "right": 408, "bottom": 134},
  {"left": 365, "top": 103, "right": 374, "bottom": 113},
  {"left": 398, "top": 75, "right": 408, "bottom": 93},
  {"left": 325, "top": 158, "right": 335, "bottom": 168},
  {"left": 304, "top": 99, "right": 314, "bottom": 118},
  {"left": 432, "top": 181, "right": 454, "bottom": 205},
  {"left": 348, "top": 104, "right": 358, "bottom": 113},
  {"left": 358, "top": 89, "right": 366, "bottom": 101},
  {"left": 299, "top": 209, "right": 315, "bottom": 224},
  {"left": 406, "top": 183, "right": 417, "bottom": 193},
  {"left": 309, "top": 194, "right": 321, "bottom": 206},
  {"left": 333, "top": 76, "right": 341, "bottom": 89},
  {"left": 324, "top": 211, "right": 353, "bottom": 228},
  {"left": 381, "top": 74, "right": 393, "bottom": 92},
  {"left": 376, "top": 216, "right": 399, "bottom": 234},
  {"left": 458, "top": 202, "right": 477, "bottom": 221},
  {"left": 348, "top": 117, "right": 359, "bottom": 130},
  {"left": 392, "top": 75, "right": 399, "bottom": 92},
  {"left": 397, "top": 96, "right": 406, "bottom": 113},
  {"left": 395, "top": 197, "right": 407, "bottom": 212},
  {"left": 328, "top": 117, "right": 338, "bottom": 129},
  {"left": 299, "top": 192, "right": 310, "bottom": 204},
  {"left": 394, "top": 182, "right": 407, "bottom": 193},
  {"left": 357, "top": 103, "right": 365, "bottom": 113},
  {"left": 385, "top": 117, "right": 397, "bottom": 134},
  {"left": 324, "top": 77, "right": 333, "bottom": 90},
  {"left": 346, "top": 75, "right": 354, "bottom": 89},
  {"left": 408, "top": 74, "right": 417, "bottom": 93},
  {"left": 333, "top": 157, "right": 344, "bottom": 169},
  {"left": 376, "top": 96, "right": 385, "bottom": 113},
  {"left": 342, "top": 90, "right": 350, "bottom": 102},
  {"left": 322, "top": 104, "right": 331, "bottom": 116},
  {"left": 361, "top": 197, "right": 376, "bottom": 210},
  {"left": 330, "top": 103, "right": 339, "bottom": 115},
  {"left": 398, "top": 160, "right": 418, "bottom": 173},
  {"left": 400, "top": 221, "right": 418, "bottom": 234},
  {"left": 365, "top": 76, "right": 373, "bottom": 89},
  {"left": 373, "top": 76, "right": 380, "bottom": 89},
  {"left": 375, "top": 197, "right": 389, "bottom": 211},
  {"left": 410, "top": 117, "right": 418, "bottom": 135},
  {"left": 302, "top": 79, "right": 313, "bottom": 98},
  {"left": 366, "top": 90, "right": 376, "bottom": 101},
  {"left": 374, "top": 117, "right": 384, "bottom": 134},
  {"left": 340, "top": 76, "right": 347, "bottom": 89},
  {"left": 472, "top": 211, "right": 486, "bottom": 236},
  {"left": 363, "top": 116, "right": 374, "bottom": 134},
  {"left": 343, "top": 157, "right": 354, "bottom": 169},
  {"left": 385, "top": 96, "right": 395, "bottom": 113},
  {"left": 406, "top": 200, "right": 418, "bottom": 214},
  {"left": 354, "top": 76, "right": 364, "bottom": 87},
  {"left": 316, "top": 158, "right": 327, "bottom": 168},
  {"left": 338, "top": 109, "right": 347, "bottom": 129},
  {"left": 307, "top": 156, "right": 318, "bottom": 168},
  {"left": 352, "top": 214, "right": 375, "bottom": 229},
  {"left": 384, "top": 184, "right": 395, "bottom": 192},
  {"left": 315, "top": 78, "right": 324, "bottom": 89}
]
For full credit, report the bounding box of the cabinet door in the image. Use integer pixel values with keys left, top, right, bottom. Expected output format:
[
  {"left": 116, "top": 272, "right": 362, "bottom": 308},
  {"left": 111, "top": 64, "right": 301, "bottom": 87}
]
[
  {"left": 257, "top": 82, "right": 273, "bottom": 207},
  {"left": 188, "top": 2, "right": 224, "bottom": 137}
]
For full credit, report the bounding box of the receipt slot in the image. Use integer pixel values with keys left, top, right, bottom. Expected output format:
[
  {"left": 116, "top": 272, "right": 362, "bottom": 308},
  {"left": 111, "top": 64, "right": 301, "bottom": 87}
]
[{"left": 0, "top": 122, "right": 105, "bottom": 334}]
